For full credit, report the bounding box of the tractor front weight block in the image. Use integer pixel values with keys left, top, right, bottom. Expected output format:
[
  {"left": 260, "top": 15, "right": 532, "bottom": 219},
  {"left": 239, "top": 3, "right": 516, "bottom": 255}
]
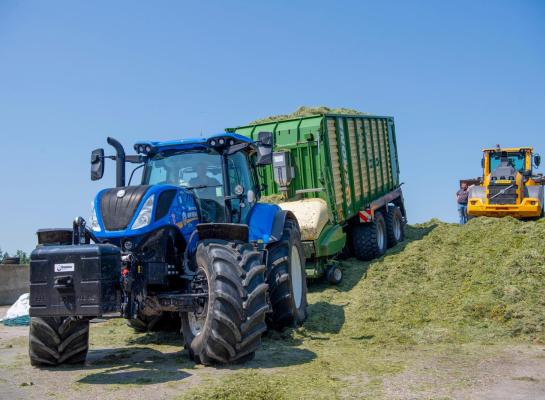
[{"left": 29, "top": 244, "right": 121, "bottom": 318}]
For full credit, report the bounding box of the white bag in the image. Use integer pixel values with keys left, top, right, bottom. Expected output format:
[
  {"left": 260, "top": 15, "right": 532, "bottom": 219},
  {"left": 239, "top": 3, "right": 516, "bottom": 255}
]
[{"left": 1, "top": 293, "right": 30, "bottom": 326}]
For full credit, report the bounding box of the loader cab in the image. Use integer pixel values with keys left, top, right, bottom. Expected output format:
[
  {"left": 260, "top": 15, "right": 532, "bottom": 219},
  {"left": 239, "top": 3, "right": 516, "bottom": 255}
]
[
  {"left": 487, "top": 150, "right": 527, "bottom": 175},
  {"left": 483, "top": 147, "right": 535, "bottom": 179}
]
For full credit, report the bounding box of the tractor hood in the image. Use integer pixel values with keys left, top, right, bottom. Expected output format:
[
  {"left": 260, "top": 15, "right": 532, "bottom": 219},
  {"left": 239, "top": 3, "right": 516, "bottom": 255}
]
[
  {"left": 91, "top": 184, "right": 199, "bottom": 242},
  {"left": 99, "top": 185, "right": 151, "bottom": 231}
]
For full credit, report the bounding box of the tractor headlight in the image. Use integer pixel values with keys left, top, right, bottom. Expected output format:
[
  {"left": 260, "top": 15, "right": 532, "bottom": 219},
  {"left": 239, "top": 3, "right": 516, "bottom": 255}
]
[
  {"left": 131, "top": 195, "right": 154, "bottom": 230},
  {"left": 90, "top": 205, "right": 101, "bottom": 232}
]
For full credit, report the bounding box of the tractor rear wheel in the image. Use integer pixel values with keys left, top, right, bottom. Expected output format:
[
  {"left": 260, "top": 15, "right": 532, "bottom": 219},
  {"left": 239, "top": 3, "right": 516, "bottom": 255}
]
[
  {"left": 181, "top": 241, "right": 269, "bottom": 365},
  {"left": 29, "top": 316, "right": 89, "bottom": 366},
  {"left": 266, "top": 218, "right": 308, "bottom": 330},
  {"left": 385, "top": 206, "right": 405, "bottom": 248},
  {"left": 351, "top": 211, "right": 388, "bottom": 261}
]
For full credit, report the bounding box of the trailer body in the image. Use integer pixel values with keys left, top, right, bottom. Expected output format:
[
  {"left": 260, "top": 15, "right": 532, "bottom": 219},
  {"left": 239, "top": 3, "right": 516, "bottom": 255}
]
[{"left": 230, "top": 113, "right": 405, "bottom": 280}]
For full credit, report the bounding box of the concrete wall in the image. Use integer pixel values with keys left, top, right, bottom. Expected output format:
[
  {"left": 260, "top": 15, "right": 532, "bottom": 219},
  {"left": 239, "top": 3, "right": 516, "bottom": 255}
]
[{"left": 0, "top": 264, "right": 29, "bottom": 305}]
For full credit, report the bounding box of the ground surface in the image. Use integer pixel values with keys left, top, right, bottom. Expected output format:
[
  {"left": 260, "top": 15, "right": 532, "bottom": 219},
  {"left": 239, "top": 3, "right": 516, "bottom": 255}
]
[
  {"left": 1, "top": 218, "right": 544, "bottom": 399},
  {"left": 1, "top": 310, "right": 544, "bottom": 400}
]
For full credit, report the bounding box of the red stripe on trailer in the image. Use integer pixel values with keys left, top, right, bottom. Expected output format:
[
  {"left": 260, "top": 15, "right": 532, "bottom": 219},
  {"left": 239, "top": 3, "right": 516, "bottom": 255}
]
[{"left": 358, "top": 209, "right": 372, "bottom": 223}]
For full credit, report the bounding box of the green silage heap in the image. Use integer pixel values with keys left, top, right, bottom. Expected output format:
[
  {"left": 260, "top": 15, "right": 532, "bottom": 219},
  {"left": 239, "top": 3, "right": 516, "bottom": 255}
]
[
  {"left": 249, "top": 105, "right": 367, "bottom": 124},
  {"left": 302, "top": 217, "right": 545, "bottom": 345}
]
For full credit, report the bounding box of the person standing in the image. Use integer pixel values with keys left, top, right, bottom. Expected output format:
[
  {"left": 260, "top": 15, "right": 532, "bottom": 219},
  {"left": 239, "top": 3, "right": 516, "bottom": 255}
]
[{"left": 456, "top": 182, "right": 469, "bottom": 225}]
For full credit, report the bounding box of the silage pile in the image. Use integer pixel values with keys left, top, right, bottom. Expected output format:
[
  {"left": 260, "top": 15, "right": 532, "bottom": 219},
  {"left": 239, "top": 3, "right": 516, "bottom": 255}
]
[
  {"left": 303, "top": 217, "right": 545, "bottom": 345},
  {"left": 249, "top": 105, "right": 366, "bottom": 125}
]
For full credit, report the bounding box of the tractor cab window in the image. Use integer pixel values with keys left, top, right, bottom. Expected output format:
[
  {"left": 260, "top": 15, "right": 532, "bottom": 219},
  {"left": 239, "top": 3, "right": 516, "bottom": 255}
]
[
  {"left": 143, "top": 150, "right": 226, "bottom": 223},
  {"left": 489, "top": 151, "right": 526, "bottom": 174}
]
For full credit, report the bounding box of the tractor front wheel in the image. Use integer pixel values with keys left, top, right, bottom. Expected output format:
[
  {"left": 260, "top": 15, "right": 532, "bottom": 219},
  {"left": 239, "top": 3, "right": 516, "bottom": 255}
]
[
  {"left": 181, "top": 241, "right": 269, "bottom": 365},
  {"left": 29, "top": 316, "right": 89, "bottom": 366}
]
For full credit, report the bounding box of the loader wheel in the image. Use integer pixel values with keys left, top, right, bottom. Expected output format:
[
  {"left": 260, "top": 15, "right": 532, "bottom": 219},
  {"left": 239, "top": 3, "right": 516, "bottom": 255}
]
[
  {"left": 29, "top": 317, "right": 89, "bottom": 366},
  {"left": 127, "top": 312, "right": 181, "bottom": 332},
  {"left": 266, "top": 218, "right": 308, "bottom": 330},
  {"left": 181, "top": 240, "right": 269, "bottom": 365},
  {"left": 385, "top": 206, "right": 405, "bottom": 248},
  {"left": 351, "top": 211, "right": 388, "bottom": 261}
]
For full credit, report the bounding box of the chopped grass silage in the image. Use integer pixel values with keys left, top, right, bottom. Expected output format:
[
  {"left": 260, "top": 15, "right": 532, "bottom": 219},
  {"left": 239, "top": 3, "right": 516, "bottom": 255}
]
[
  {"left": 249, "top": 105, "right": 367, "bottom": 125},
  {"left": 304, "top": 217, "right": 545, "bottom": 346}
]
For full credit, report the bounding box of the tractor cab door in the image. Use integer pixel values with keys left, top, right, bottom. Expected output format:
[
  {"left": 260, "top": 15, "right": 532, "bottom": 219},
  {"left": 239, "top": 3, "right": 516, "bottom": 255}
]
[{"left": 226, "top": 151, "right": 257, "bottom": 224}]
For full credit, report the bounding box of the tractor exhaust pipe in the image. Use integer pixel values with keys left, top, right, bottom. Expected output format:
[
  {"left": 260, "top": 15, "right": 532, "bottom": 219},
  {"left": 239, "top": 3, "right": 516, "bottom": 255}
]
[{"left": 107, "top": 137, "right": 126, "bottom": 187}]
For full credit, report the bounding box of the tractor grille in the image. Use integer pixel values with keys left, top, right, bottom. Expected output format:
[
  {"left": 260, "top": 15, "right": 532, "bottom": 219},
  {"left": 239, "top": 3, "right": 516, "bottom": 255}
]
[
  {"left": 488, "top": 183, "right": 517, "bottom": 205},
  {"left": 100, "top": 185, "right": 150, "bottom": 231}
]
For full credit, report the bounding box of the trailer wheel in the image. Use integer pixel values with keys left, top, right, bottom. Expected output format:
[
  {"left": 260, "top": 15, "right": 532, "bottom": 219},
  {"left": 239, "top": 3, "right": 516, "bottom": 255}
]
[
  {"left": 351, "top": 211, "right": 388, "bottom": 261},
  {"left": 181, "top": 241, "right": 269, "bottom": 365},
  {"left": 266, "top": 218, "right": 308, "bottom": 330},
  {"left": 325, "top": 264, "right": 343, "bottom": 285},
  {"left": 385, "top": 206, "right": 405, "bottom": 248},
  {"left": 29, "top": 317, "right": 89, "bottom": 366}
]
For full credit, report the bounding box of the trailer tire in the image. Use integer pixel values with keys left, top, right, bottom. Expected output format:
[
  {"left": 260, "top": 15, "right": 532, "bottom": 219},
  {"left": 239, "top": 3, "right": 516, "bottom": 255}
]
[
  {"left": 266, "top": 218, "right": 308, "bottom": 330},
  {"left": 385, "top": 206, "right": 405, "bottom": 248},
  {"left": 351, "top": 211, "right": 388, "bottom": 261},
  {"left": 29, "top": 317, "right": 89, "bottom": 366},
  {"left": 181, "top": 241, "right": 269, "bottom": 366}
]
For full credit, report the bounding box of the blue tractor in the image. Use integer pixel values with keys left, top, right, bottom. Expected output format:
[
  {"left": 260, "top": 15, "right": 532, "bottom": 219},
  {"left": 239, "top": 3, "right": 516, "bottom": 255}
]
[{"left": 28, "top": 133, "right": 308, "bottom": 366}]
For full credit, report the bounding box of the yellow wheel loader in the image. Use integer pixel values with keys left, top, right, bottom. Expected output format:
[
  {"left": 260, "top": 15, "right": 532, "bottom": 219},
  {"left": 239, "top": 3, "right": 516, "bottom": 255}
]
[{"left": 467, "top": 146, "right": 544, "bottom": 219}]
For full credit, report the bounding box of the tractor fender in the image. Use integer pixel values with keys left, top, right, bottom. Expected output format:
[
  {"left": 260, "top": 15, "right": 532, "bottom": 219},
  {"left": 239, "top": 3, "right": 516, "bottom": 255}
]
[
  {"left": 270, "top": 209, "right": 298, "bottom": 243},
  {"left": 247, "top": 203, "right": 297, "bottom": 244}
]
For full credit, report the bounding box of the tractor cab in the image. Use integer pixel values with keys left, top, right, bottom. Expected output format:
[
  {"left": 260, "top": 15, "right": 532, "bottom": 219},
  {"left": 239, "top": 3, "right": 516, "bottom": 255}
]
[
  {"left": 88, "top": 133, "right": 274, "bottom": 246},
  {"left": 137, "top": 135, "right": 265, "bottom": 224}
]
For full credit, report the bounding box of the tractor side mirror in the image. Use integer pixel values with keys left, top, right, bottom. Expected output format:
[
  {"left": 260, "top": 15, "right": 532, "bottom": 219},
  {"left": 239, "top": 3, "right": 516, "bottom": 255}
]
[
  {"left": 534, "top": 154, "right": 541, "bottom": 167},
  {"left": 256, "top": 131, "right": 273, "bottom": 165},
  {"left": 91, "top": 148, "right": 105, "bottom": 181}
]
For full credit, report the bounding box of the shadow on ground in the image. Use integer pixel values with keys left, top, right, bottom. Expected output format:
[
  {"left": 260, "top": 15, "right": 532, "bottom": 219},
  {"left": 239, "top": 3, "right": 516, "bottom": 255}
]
[
  {"left": 126, "top": 331, "right": 183, "bottom": 346},
  {"left": 39, "top": 331, "right": 316, "bottom": 385},
  {"left": 38, "top": 347, "right": 192, "bottom": 385},
  {"left": 302, "top": 301, "right": 345, "bottom": 335}
]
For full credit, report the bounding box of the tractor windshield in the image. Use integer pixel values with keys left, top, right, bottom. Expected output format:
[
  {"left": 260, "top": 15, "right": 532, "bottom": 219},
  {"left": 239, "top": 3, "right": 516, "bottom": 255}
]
[
  {"left": 143, "top": 149, "right": 225, "bottom": 222},
  {"left": 142, "top": 149, "right": 256, "bottom": 223},
  {"left": 489, "top": 151, "right": 526, "bottom": 173}
]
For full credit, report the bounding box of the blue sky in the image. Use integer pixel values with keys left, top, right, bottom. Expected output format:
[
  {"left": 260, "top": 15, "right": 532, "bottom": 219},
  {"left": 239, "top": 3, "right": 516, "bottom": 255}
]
[{"left": 0, "top": 1, "right": 544, "bottom": 254}]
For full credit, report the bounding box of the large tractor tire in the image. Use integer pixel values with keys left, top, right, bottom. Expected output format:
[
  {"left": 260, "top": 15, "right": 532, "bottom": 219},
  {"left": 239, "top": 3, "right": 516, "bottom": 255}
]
[
  {"left": 29, "top": 317, "right": 89, "bottom": 366},
  {"left": 351, "top": 211, "right": 388, "bottom": 261},
  {"left": 266, "top": 218, "right": 308, "bottom": 330},
  {"left": 181, "top": 241, "right": 269, "bottom": 365},
  {"left": 385, "top": 206, "right": 405, "bottom": 248},
  {"left": 127, "top": 312, "right": 181, "bottom": 333}
]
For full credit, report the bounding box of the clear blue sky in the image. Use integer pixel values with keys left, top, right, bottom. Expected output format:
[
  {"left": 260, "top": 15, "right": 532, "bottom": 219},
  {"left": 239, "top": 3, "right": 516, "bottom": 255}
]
[{"left": 1, "top": 1, "right": 544, "bottom": 254}]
